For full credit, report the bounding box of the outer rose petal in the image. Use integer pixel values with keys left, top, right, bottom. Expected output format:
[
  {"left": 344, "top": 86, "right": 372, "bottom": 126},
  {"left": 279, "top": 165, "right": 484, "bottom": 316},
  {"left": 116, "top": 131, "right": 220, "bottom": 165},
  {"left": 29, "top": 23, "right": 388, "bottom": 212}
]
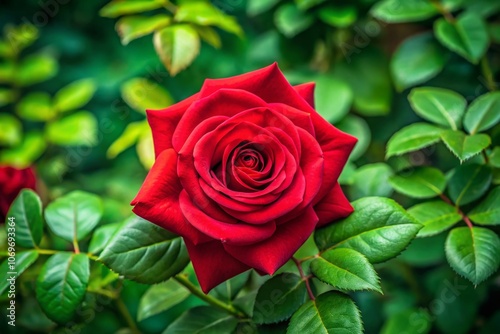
[
  {"left": 131, "top": 149, "right": 210, "bottom": 245},
  {"left": 314, "top": 182, "right": 354, "bottom": 227},
  {"left": 185, "top": 239, "right": 250, "bottom": 293},
  {"left": 223, "top": 207, "right": 318, "bottom": 274},
  {"left": 293, "top": 82, "right": 315, "bottom": 108},
  {"left": 147, "top": 93, "right": 199, "bottom": 157}
]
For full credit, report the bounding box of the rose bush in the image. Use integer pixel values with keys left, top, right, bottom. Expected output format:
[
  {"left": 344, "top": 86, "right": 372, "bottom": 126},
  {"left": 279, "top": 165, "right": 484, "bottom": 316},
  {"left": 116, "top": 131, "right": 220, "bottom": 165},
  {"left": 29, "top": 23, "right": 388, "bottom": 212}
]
[
  {"left": 0, "top": 165, "right": 36, "bottom": 221},
  {"left": 131, "top": 63, "right": 357, "bottom": 292}
]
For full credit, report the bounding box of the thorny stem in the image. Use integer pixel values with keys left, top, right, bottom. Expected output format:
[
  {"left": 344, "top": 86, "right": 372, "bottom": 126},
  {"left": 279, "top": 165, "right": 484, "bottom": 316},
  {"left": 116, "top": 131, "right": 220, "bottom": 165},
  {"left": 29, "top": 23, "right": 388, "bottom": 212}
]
[
  {"left": 115, "top": 297, "right": 141, "bottom": 334},
  {"left": 292, "top": 257, "right": 315, "bottom": 301},
  {"left": 481, "top": 56, "right": 498, "bottom": 92},
  {"left": 174, "top": 274, "right": 247, "bottom": 318}
]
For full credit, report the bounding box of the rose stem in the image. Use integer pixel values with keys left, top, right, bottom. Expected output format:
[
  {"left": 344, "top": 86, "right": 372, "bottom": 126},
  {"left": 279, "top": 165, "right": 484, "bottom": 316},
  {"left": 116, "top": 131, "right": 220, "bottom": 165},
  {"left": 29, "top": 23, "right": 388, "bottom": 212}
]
[
  {"left": 115, "top": 297, "right": 141, "bottom": 334},
  {"left": 292, "top": 257, "right": 315, "bottom": 301},
  {"left": 174, "top": 274, "right": 247, "bottom": 318}
]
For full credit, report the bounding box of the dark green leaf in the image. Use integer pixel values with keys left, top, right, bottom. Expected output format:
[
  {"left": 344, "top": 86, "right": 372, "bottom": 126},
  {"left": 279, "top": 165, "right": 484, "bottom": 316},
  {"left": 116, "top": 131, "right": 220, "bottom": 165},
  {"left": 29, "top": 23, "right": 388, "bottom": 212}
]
[
  {"left": 44, "top": 190, "right": 103, "bottom": 242},
  {"left": 164, "top": 306, "right": 238, "bottom": 334},
  {"left": 53, "top": 79, "right": 96, "bottom": 113},
  {"left": 117, "top": 14, "right": 171, "bottom": 45},
  {"left": 274, "top": 3, "right": 314, "bottom": 38},
  {"left": 16, "top": 54, "right": 58, "bottom": 86},
  {"left": 408, "top": 87, "right": 466, "bottom": 130},
  {"left": 490, "top": 147, "right": 500, "bottom": 168},
  {"left": 99, "top": 0, "right": 164, "bottom": 18},
  {"left": 463, "top": 92, "right": 500, "bottom": 134},
  {"left": 448, "top": 164, "right": 492, "bottom": 206},
  {"left": 336, "top": 115, "right": 370, "bottom": 160},
  {"left": 287, "top": 291, "right": 362, "bottom": 334},
  {"left": 434, "top": 12, "right": 489, "bottom": 64},
  {"left": 349, "top": 163, "right": 393, "bottom": 199},
  {"left": 314, "top": 76, "right": 353, "bottom": 124},
  {"left": 137, "top": 279, "right": 190, "bottom": 322},
  {"left": 88, "top": 222, "right": 123, "bottom": 255},
  {"left": 0, "top": 250, "right": 39, "bottom": 294},
  {"left": 121, "top": 78, "right": 174, "bottom": 113},
  {"left": 390, "top": 32, "right": 446, "bottom": 91},
  {"left": 99, "top": 215, "right": 189, "bottom": 284},
  {"left": 371, "top": 0, "right": 437, "bottom": 23},
  {"left": 45, "top": 111, "right": 98, "bottom": 146},
  {"left": 441, "top": 130, "right": 491, "bottom": 162},
  {"left": 6, "top": 189, "right": 43, "bottom": 248},
  {"left": 16, "top": 92, "right": 56, "bottom": 121},
  {"left": 446, "top": 227, "right": 500, "bottom": 285},
  {"left": 153, "top": 24, "right": 200, "bottom": 76},
  {"left": 36, "top": 253, "right": 90, "bottom": 324},
  {"left": 314, "top": 197, "right": 422, "bottom": 263},
  {"left": 389, "top": 167, "right": 447, "bottom": 198},
  {"left": 0, "top": 113, "right": 22, "bottom": 146},
  {"left": 253, "top": 273, "right": 307, "bottom": 324},
  {"left": 386, "top": 123, "right": 443, "bottom": 158},
  {"left": 468, "top": 187, "right": 500, "bottom": 225},
  {"left": 212, "top": 271, "right": 250, "bottom": 302},
  {"left": 311, "top": 248, "right": 382, "bottom": 293},
  {"left": 408, "top": 200, "right": 462, "bottom": 237}
]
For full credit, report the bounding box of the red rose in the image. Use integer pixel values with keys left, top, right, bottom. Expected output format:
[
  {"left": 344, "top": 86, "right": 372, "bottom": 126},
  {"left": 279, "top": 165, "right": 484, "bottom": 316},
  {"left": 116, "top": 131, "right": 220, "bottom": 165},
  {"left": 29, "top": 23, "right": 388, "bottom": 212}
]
[
  {"left": 0, "top": 165, "right": 37, "bottom": 221},
  {"left": 132, "top": 63, "right": 357, "bottom": 292}
]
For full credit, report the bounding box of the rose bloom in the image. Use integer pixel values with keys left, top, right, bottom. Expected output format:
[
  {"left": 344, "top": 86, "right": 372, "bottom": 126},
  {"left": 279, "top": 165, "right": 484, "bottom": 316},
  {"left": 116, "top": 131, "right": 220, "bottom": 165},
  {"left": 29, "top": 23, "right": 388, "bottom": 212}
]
[
  {"left": 0, "top": 165, "right": 37, "bottom": 221},
  {"left": 132, "top": 64, "right": 357, "bottom": 292}
]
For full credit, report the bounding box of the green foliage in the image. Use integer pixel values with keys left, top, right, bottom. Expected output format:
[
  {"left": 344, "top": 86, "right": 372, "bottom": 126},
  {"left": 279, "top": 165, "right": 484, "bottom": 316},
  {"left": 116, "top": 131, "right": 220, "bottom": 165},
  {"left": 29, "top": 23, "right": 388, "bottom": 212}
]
[
  {"left": 164, "top": 306, "right": 238, "bottom": 334},
  {"left": 389, "top": 167, "right": 447, "bottom": 199},
  {"left": 0, "top": 251, "right": 38, "bottom": 294},
  {"left": 448, "top": 164, "right": 492, "bottom": 206},
  {"left": 408, "top": 201, "right": 462, "bottom": 237},
  {"left": 468, "top": 187, "right": 500, "bottom": 225},
  {"left": 137, "top": 279, "right": 190, "bottom": 322},
  {"left": 6, "top": 189, "right": 43, "bottom": 248},
  {"left": 386, "top": 123, "right": 443, "bottom": 158}
]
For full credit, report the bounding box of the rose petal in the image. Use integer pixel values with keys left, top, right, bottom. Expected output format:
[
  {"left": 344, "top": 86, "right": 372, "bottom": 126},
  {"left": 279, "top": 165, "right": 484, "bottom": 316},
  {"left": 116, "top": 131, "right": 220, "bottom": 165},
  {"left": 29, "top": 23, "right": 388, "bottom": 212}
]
[
  {"left": 131, "top": 149, "right": 210, "bottom": 244},
  {"left": 223, "top": 206, "right": 318, "bottom": 274},
  {"left": 172, "top": 89, "right": 267, "bottom": 152},
  {"left": 185, "top": 239, "right": 250, "bottom": 293},
  {"left": 179, "top": 190, "right": 277, "bottom": 245},
  {"left": 147, "top": 93, "right": 199, "bottom": 157},
  {"left": 314, "top": 182, "right": 353, "bottom": 227},
  {"left": 293, "top": 82, "right": 315, "bottom": 108}
]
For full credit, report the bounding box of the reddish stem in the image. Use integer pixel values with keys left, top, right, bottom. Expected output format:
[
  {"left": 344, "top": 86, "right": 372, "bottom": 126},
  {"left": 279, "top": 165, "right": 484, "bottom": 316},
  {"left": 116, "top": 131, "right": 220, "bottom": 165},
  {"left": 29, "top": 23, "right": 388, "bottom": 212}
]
[
  {"left": 440, "top": 194, "right": 473, "bottom": 229},
  {"left": 292, "top": 257, "right": 315, "bottom": 301}
]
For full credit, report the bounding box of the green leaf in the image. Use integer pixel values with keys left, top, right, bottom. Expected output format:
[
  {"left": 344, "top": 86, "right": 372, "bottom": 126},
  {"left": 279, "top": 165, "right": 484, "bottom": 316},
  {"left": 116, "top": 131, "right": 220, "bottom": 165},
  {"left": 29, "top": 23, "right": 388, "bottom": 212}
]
[
  {"left": 389, "top": 167, "right": 447, "bottom": 199},
  {"left": 0, "top": 113, "right": 22, "bottom": 146},
  {"left": 464, "top": 0, "right": 500, "bottom": 17},
  {"left": 0, "top": 251, "right": 39, "bottom": 295},
  {"left": 54, "top": 79, "right": 96, "bottom": 113},
  {"left": 36, "top": 253, "right": 89, "bottom": 324},
  {"left": 349, "top": 163, "right": 393, "bottom": 200},
  {"left": 137, "top": 279, "right": 190, "bottom": 322},
  {"left": 88, "top": 221, "right": 123, "bottom": 255},
  {"left": 45, "top": 111, "right": 98, "bottom": 146},
  {"left": 0, "top": 60, "right": 15, "bottom": 83},
  {"left": 434, "top": 12, "right": 489, "bottom": 64},
  {"left": 107, "top": 121, "right": 147, "bottom": 159},
  {"left": 390, "top": 32, "right": 446, "bottom": 91},
  {"left": 247, "top": 0, "right": 281, "bottom": 16},
  {"left": 0, "top": 131, "right": 46, "bottom": 167},
  {"left": 3, "top": 24, "right": 39, "bottom": 53},
  {"left": 314, "top": 76, "right": 353, "bottom": 124},
  {"left": 274, "top": 3, "right": 314, "bottom": 38},
  {"left": 287, "top": 291, "right": 362, "bottom": 334},
  {"left": 194, "top": 26, "right": 221, "bottom": 49},
  {"left": 212, "top": 272, "right": 250, "bottom": 302},
  {"left": 44, "top": 190, "right": 103, "bottom": 242},
  {"left": 445, "top": 226, "right": 500, "bottom": 285},
  {"left": 16, "top": 54, "right": 58, "bottom": 86},
  {"left": 295, "top": 0, "right": 327, "bottom": 10},
  {"left": 468, "top": 187, "right": 500, "bottom": 225},
  {"left": 154, "top": 24, "right": 200, "bottom": 76},
  {"left": 318, "top": 6, "right": 357, "bottom": 28},
  {"left": 6, "top": 189, "right": 43, "bottom": 248},
  {"left": 386, "top": 123, "right": 443, "bottom": 158},
  {"left": 311, "top": 248, "right": 382, "bottom": 293},
  {"left": 175, "top": 2, "right": 243, "bottom": 37},
  {"left": 121, "top": 77, "right": 174, "bottom": 113},
  {"left": 314, "top": 197, "right": 422, "bottom": 263},
  {"left": 408, "top": 200, "right": 462, "bottom": 237},
  {"left": 253, "top": 273, "right": 307, "bottom": 324},
  {"left": 116, "top": 14, "right": 171, "bottom": 45},
  {"left": 16, "top": 92, "right": 56, "bottom": 121},
  {"left": 0, "top": 88, "right": 15, "bottom": 107},
  {"left": 408, "top": 87, "right": 466, "bottom": 130},
  {"left": 137, "top": 130, "right": 155, "bottom": 169},
  {"left": 490, "top": 147, "right": 500, "bottom": 168},
  {"left": 371, "top": 0, "right": 438, "bottom": 23},
  {"left": 381, "top": 308, "right": 432, "bottom": 334},
  {"left": 99, "top": 215, "right": 189, "bottom": 284},
  {"left": 336, "top": 115, "right": 370, "bottom": 160},
  {"left": 338, "top": 161, "right": 356, "bottom": 186},
  {"left": 448, "top": 164, "right": 492, "bottom": 206},
  {"left": 164, "top": 306, "right": 238, "bottom": 334},
  {"left": 441, "top": 130, "right": 491, "bottom": 162},
  {"left": 463, "top": 92, "right": 500, "bottom": 134},
  {"left": 99, "top": 0, "right": 164, "bottom": 18}
]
